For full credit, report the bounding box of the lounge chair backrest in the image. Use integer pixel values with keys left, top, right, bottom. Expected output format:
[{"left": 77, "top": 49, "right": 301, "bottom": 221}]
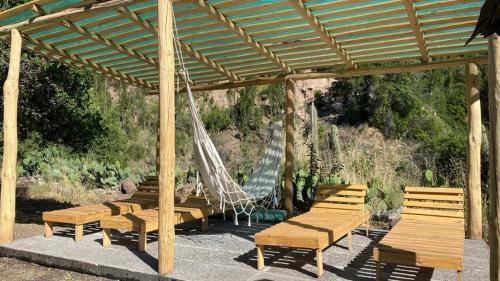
[
  {"left": 311, "top": 184, "right": 367, "bottom": 212},
  {"left": 402, "top": 187, "right": 464, "bottom": 223}
]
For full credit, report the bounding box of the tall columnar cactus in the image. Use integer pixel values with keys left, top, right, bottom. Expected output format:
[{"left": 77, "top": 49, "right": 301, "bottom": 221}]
[
  {"left": 309, "top": 103, "right": 320, "bottom": 176},
  {"left": 329, "top": 124, "right": 343, "bottom": 174}
]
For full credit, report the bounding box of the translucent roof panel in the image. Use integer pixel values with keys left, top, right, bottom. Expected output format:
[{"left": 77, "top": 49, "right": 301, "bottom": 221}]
[{"left": 0, "top": 0, "right": 488, "bottom": 90}]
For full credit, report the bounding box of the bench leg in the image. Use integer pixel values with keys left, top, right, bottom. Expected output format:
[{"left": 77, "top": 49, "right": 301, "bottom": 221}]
[
  {"left": 348, "top": 230, "right": 352, "bottom": 251},
  {"left": 75, "top": 224, "right": 83, "bottom": 242},
  {"left": 44, "top": 222, "right": 54, "bottom": 238},
  {"left": 376, "top": 260, "right": 381, "bottom": 281},
  {"left": 102, "top": 228, "right": 111, "bottom": 247},
  {"left": 366, "top": 220, "right": 370, "bottom": 237},
  {"left": 256, "top": 245, "right": 264, "bottom": 270},
  {"left": 201, "top": 216, "right": 208, "bottom": 232},
  {"left": 316, "top": 249, "right": 323, "bottom": 277},
  {"left": 138, "top": 223, "right": 147, "bottom": 252},
  {"left": 457, "top": 270, "right": 462, "bottom": 281}
]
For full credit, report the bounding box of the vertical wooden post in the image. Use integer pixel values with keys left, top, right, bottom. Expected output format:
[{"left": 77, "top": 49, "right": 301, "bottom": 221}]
[
  {"left": 488, "top": 33, "right": 500, "bottom": 281},
  {"left": 465, "top": 62, "right": 482, "bottom": 240},
  {"left": 158, "top": 0, "right": 175, "bottom": 275},
  {"left": 0, "top": 29, "right": 22, "bottom": 244},
  {"left": 284, "top": 79, "right": 295, "bottom": 217}
]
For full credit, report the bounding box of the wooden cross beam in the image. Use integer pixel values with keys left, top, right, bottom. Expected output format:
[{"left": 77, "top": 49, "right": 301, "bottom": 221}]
[
  {"left": 403, "top": 0, "right": 431, "bottom": 63},
  {"left": 118, "top": 6, "right": 242, "bottom": 81},
  {"left": 287, "top": 0, "right": 357, "bottom": 69},
  {"left": 191, "top": 0, "right": 294, "bottom": 74},
  {"left": 22, "top": 33, "right": 157, "bottom": 90}
]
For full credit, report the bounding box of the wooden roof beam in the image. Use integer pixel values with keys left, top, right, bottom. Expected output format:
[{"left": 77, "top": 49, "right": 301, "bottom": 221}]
[
  {"left": 60, "top": 19, "right": 194, "bottom": 85},
  {"left": 154, "top": 57, "right": 487, "bottom": 92},
  {"left": 403, "top": 0, "right": 431, "bottom": 63},
  {"left": 191, "top": 0, "right": 294, "bottom": 74},
  {"left": 21, "top": 33, "right": 156, "bottom": 90},
  {"left": 287, "top": 0, "right": 357, "bottom": 69},
  {"left": 117, "top": 7, "right": 242, "bottom": 81}
]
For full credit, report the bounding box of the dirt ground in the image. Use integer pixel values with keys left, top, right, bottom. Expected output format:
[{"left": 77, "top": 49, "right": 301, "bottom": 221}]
[{"left": 0, "top": 193, "right": 119, "bottom": 281}]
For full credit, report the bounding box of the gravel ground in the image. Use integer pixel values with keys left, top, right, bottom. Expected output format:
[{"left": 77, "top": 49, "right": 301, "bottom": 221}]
[
  {"left": 0, "top": 257, "right": 115, "bottom": 281},
  {"left": 0, "top": 195, "right": 119, "bottom": 281}
]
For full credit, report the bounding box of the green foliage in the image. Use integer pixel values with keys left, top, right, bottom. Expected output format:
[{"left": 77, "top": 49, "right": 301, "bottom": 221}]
[
  {"left": 422, "top": 169, "right": 446, "bottom": 187},
  {"left": 260, "top": 83, "right": 285, "bottom": 120},
  {"left": 17, "top": 143, "right": 145, "bottom": 188},
  {"left": 202, "top": 104, "right": 232, "bottom": 132},
  {"left": 232, "top": 87, "right": 263, "bottom": 136}
]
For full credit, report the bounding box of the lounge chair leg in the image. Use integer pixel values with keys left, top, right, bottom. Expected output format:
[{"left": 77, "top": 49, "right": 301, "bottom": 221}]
[
  {"left": 75, "top": 224, "right": 83, "bottom": 242},
  {"left": 376, "top": 260, "right": 381, "bottom": 281},
  {"left": 138, "top": 223, "right": 147, "bottom": 252},
  {"left": 44, "top": 221, "right": 53, "bottom": 238},
  {"left": 102, "top": 228, "right": 111, "bottom": 247},
  {"left": 201, "top": 216, "right": 208, "bottom": 232},
  {"left": 457, "top": 270, "right": 462, "bottom": 281},
  {"left": 348, "top": 230, "right": 352, "bottom": 251},
  {"left": 366, "top": 220, "right": 370, "bottom": 237},
  {"left": 316, "top": 249, "right": 323, "bottom": 277},
  {"left": 256, "top": 245, "right": 264, "bottom": 270}
]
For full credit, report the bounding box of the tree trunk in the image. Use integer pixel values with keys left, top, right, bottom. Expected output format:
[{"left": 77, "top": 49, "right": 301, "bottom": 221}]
[
  {"left": 488, "top": 33, "right": 500, "bottom": 281},
  {"left": 157, "top": 0, "right": 175, "bottom": 275},
  {"left": 284, "top": 79, "right": 295, "bottom": 217},
  {"left": 465, "top": 62, "right": 482, "bottom": 239},
  {"left": 0, "top": 29, "right": 22, "bottom": 244}
]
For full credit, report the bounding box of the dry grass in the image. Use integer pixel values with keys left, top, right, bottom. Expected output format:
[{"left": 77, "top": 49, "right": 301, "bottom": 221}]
[
  {"left": 25, "top": 177, "right": 124, "bottom": 206},
  {"left": 338, "top": 125, "right": 421, "bottom": 213}
]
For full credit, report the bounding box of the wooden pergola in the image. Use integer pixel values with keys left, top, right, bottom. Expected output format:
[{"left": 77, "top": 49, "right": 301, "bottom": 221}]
[{"left": 0, "top": 0, "right": 497, "bottom": 278}]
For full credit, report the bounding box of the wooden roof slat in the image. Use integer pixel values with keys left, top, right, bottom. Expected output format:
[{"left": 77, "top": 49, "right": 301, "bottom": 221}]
[
  {"left": 191, "top": 0, "right": 294, "bottom": 74},
  {"left": 21, "top": 32, "right": 156, "bottom": 90},
  {"left": 0, "top": 0, "right": 137, "bottom": 35},
  {"left": 118, "top": 6, "right": 241, "bottom": 81},
  {"left": 287, "top": 0, "right": 356, "bottom": 69},
  {"left": 403, "top": 0, "right": 430, "bottom": 63}
]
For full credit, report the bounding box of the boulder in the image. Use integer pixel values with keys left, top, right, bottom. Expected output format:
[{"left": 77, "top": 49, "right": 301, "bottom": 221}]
[{"left": 120, "top": 179, "right": 137, "bottom": 194}]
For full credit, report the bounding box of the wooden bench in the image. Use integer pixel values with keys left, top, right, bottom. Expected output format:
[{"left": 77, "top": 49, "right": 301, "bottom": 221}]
[
  {"left": 100, "top": 198, "right": 215, "bottom": 251},
  {"left": 373, "top": 187, "right": 465, "bottom": 281},
  {"left": 255, "top": 184, "right": 370, "bottom": 277},
  {"left": 42, "top": 179, "right": 159, "bottom": 242}
]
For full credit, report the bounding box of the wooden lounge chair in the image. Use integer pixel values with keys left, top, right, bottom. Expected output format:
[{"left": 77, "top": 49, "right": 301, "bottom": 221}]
[
  {"left": 255, "top": 184, "right": 370, "bottom": 277},
  {"left": 373, "top": 187, "right": 464, "bottom": 281},
  {"left": 42, "top": 178, "right": 160, "bottom": 242},
  {"left": 100, "top": 197, "right": 216, "bottom": 251}
]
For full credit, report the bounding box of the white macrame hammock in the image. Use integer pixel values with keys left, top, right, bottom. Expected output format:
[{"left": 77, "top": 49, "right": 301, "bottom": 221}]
[{"left": 172, "top": 15, "right": 285, "bottom": 226}]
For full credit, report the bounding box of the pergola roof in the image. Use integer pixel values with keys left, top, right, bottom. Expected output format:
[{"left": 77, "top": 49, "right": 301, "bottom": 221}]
[{"left": 0, "top": 0, "right": 488, "bottom": 91}]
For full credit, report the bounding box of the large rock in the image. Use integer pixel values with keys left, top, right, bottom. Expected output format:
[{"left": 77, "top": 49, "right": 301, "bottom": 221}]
[
  {"left": 120, "top": 179, "right": 137, "bottom": 194},
  {"left": 373, "top": 206, "right": 403, "bottom": 229},
  {"left": 175, "top": 183, "right": 197, "bottom": 203}
]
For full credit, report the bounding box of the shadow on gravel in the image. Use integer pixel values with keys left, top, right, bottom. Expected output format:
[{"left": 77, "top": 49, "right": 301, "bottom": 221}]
[{"left": 15, "top": 196, "right": 75, "bottom": 225}]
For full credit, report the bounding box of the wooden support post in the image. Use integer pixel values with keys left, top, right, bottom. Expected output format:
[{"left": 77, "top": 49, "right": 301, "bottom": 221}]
[
  {"left": 44, "top": 222, "right": 54, "bottom": 238},
  {"left": 376, "top": 260, "right": 381, "bottom": 281},
  {"left": 347, "top": 230, "right": 352, "bottom": 251},
  {"left": 201, "top": 216, "right": 208, "bottom": 232},
  {"left": 158, "top": 0, "right": 175, "bottom": 275},
  {"left": 0, "top": 29, "right": 22, "bottom": 244},
  {"left": 284, "top": 79, "right": 295, "bottom": 217},
  {"left": 488, "top": 33, "right": 500, "bottom": 281},
  {"left": 466, "top": 62, "right": 483, "bottom": 240},
  {"left": 316, "top": 249, "right": 323, "bottom": 277},
  {"left": 256, "top": 245, "right": 264, "bottom": 270},
  {"left": 102, "top": 228, "right": 111, "bottom": 247},
  {"left": 139, "top": 223, "right": 147, "bottom": 252},
  {"left": 75, "top": 224, "right": 83, "bottom": 242}
]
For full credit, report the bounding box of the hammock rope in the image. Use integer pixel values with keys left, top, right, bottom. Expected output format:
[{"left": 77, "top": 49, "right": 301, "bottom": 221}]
[{"left": 172, "top": 12, "right": 285, "bottom": 225}]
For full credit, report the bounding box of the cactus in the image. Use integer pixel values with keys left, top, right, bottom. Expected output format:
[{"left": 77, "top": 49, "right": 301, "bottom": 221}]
[
  {"left": 309, "top": 103, "right": 320, "bottom": 176},
  {"left": 423, "top": 169, "right": 446, "bottom": 187},
  {"left": 329, "top": 125, "right": 343, "bottom": 174}
]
